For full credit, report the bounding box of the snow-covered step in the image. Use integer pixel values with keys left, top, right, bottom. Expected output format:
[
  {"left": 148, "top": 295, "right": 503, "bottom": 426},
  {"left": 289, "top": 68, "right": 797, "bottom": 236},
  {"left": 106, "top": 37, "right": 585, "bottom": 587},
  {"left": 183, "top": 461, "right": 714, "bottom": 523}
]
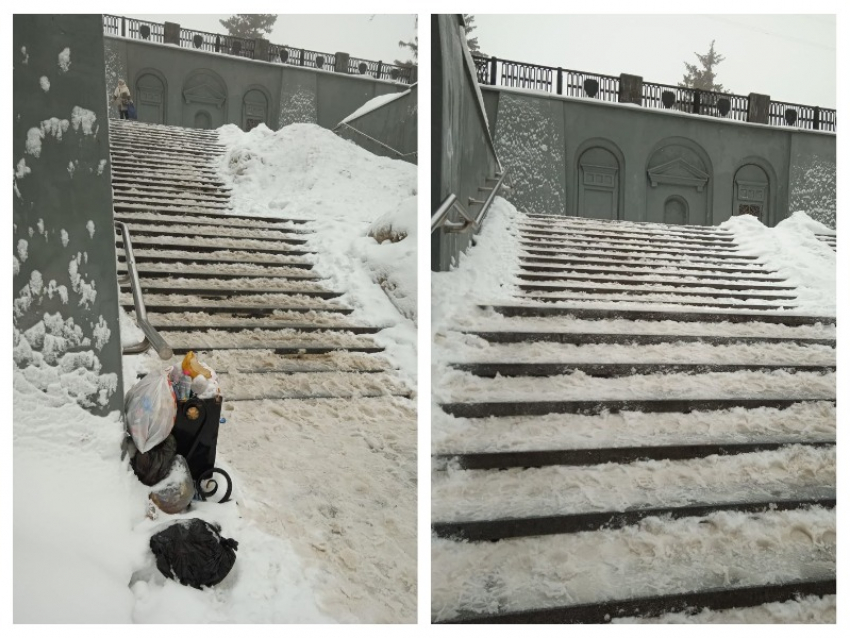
[
  {"left": 432, "top": 445, "right": 834, "bottom": 524},
  {"left": 165, "top": 349, "right": 393, "bottom": 375},
  {"left": 434, "top": 441, "right": 836, "bottom": 470},
  {"left": 516, "top": 272, "right": 793, "bottom": 289},
  {"left": 109, "top": 141, "right": 225, "bottom": 158},
  {"left": 446, "top": 339, "right": 836, "bottom": 364},
  {"left": 115, "top": 234, "right": 312, "bottom": 255},
  {"left": 114, "top": 203, "right": 309, "bottom": 225},
  {"left": 521, "top": 244, "right": 761, "bottom": 264},
  {"left": 114, "top": 212, "right": 310, "bottom": 233},
  {"left": 488, "top": 304, "right": 834, "bottom": 325},
  {"left": 524, "top": 213, "right": 736, "bottom": 235},
  {"left": 120, "top": 294, "right": 351, "bottom": 315},
  {"left": 431, "top": 507, "right": 835, "bottom": 622},
  {"left": 519, "top": 225, "right": 735, "bottom": 246},
  {"left": 521, "top": 258, "right": 775, "bottom": 276},
  {"left": 150, "top": 320, "right": 379, "bottom": 335},
  {"left": 517, "top": 293, "right": 796, "bottom": 311},
  {"left": 452, "top": 362, "right": 834, "bottom": 377},
  {"left": 159, "top": 326, "right": 376, "bottom": 348},
  {"left": 464, "top": 331, "right": 836, "bottom": 348},
  {"left": 126, "top": 281, "right": 342, "bottom": 299},
  {"left": 217, "top": 370, "right": 410, "bottom": 401},
  {"left": 432, "top": 400, "right": 836, "bottom": 454},
  {"left": 112, "top": 185, "right": 231, "bottom": 202},
  {"left": 521, "top": 233, "right": 743, "bottom": 254},
  {"left": 122, "top": 226, "right": 306, "bottom": 245},
  {"left": 518, "top": 282, "right": 796, "bottom": 300},
  {"left": 109, "top": 137, "right": 223, "bottom": 153},
  {"left": 118, "top": 263, "right": 321, "bottom": 280},
  {"left": 111, "top": 175, "right": 230, "bottom": 192},
  {"left": 441, "top": 578, "right": 836, "bottom": 624},
  {"left": 117, "top": 248, "right": 314, "bottom": 267}
]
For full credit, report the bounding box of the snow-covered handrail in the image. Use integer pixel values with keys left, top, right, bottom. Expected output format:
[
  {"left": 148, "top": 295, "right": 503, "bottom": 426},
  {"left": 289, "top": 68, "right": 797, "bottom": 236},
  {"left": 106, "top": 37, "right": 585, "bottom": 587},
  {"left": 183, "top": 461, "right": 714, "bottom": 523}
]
[
  {"left": 115, "top": 221, "right": 173, "bottom": 360},
  {"left": 431, "top": 168, "right": 510, "bottom": 235}
]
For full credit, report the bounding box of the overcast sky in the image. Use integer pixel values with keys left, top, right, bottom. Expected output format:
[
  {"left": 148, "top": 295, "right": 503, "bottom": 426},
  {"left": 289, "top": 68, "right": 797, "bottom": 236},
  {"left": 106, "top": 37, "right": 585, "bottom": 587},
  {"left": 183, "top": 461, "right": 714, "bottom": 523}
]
[
  {"left": 472, "top": 14, "right": 835, "bottom": 108},
  {"left": 122, "top": 14, "right": 416, "bottom": 65}
]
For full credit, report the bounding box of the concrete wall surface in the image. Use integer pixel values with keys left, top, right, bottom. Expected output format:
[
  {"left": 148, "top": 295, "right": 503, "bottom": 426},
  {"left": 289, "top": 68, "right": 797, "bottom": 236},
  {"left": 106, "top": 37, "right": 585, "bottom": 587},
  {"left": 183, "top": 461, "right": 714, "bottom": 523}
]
[
  {"left": 14, "top": 14, "right": 124, "bottom": 413},
  {"left": 482, "top": 85, "right": 836, "bottom": 228},
  {"left": 104, "top": 35, "right": 405, "bottom": 132},
  {"left": 336, "top": 84, "right": 418, "bottom": 164},
  {"left": 432, "top": 14, "right": 502, "bottom": 271}
]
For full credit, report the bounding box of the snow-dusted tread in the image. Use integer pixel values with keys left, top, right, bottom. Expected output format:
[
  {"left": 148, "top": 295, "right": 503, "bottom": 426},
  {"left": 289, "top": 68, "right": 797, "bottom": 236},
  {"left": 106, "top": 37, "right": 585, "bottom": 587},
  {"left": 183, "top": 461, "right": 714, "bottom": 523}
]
[
  {"left": 440, "top": 398, "right": 831, "bottom": 418},
  {"left": 521, "top": 237, "right": 747, "bottom": 257},
  {"left": 517, "top": 273, "right": 793, "bottom": 290},
  {"left": 519, "top": 226, "right": 736, "bottom": 245},
  {"left": 149, "top": 322, "right": 380, "bottom": 334},
  {"left": 521, "top": 245, "right": 761, "bottom": 264},
  {"left": 113, "top": 187, "right": 231, "bottom": 202},
  {"left": 118, "top": 267, "right": 321, "bottom": 280},
  {"left": 433, "top": 497, "right": 835, "bottom": 541},
  {"left": 521, "top": 258, "right": 776, "bottom": 275},
  {"left": 123, "top": 226, "right": 308, "bottom": 245},
  {"left": 524, "top": 213, "right": 736, "bottom": 234},
  {"left": 122, "top": 302, "right": 353, "bottom": 316},
  {"left": 114, "top": 212, "right": 311, "bottom": 231},
  {"left": 433, "top": 440, "right": 836, "bottom": 470},
  {"left": 488, "top": 305, "right": 833, "bottom": 325},
  {"left": 518, "top": 282, "right": 796, "bottom": 300},
  {"left": 117, "top": 250, "right": 315, "bottom": 268},
  {"left": 111, "top": 176, "right": 230, "bottom": 192},
  {"left": 518, "top": 295, "right": 795, "bottom": 311},
  {"left": 114, "top": 204, "right": 310, "bottom": 225},
  {"left": 451, "top": 362, "right": 834, "bottom": 377},
  {"left": 465, "top": 331, "right": 836, "bottom": 347},
  {"left": 115, "top": 235, "right": 313, "bottom": 255},
  {"left": 440, "top": 579, "right": 836, "bottom": 624}
]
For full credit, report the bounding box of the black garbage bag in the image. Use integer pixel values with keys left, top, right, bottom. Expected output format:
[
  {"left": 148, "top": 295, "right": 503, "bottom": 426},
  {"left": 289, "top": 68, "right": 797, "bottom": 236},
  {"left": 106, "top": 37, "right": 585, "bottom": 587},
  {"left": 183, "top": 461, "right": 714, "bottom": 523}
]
[
  {"left": 149, "top": 519, "right": 238, "bottom": 589},
  {"left": 132, "top": 435, "right": 177, "bottom": 486}
]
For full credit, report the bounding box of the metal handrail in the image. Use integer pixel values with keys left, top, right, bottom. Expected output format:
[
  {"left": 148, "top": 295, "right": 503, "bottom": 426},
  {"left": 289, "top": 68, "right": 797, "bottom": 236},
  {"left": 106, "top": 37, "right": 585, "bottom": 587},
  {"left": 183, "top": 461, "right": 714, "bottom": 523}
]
[
  {"left": 334, "top": 122, "right": 417, "bottom": 160},
  {"left": 431, "top": 168, "right": 510, "bottom": 235},
  {"left": 115, "top": 221, "right": 173, "bottom": 360}
]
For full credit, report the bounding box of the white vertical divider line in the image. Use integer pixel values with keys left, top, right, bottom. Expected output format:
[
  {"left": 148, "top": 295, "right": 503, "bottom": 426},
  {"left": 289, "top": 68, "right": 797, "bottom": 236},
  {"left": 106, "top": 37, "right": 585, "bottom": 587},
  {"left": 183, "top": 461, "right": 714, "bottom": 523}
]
[{"left": 415, "top": 10, "right": 432, "bottom": 629}]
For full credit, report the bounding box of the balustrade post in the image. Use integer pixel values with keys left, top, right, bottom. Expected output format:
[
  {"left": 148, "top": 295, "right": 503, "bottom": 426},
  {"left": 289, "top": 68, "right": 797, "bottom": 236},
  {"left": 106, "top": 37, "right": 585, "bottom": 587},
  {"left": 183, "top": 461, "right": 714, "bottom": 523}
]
[
  {"left": 163, "top": 21, "right": 180, "bottom": 45},
  {"left": 557, "top": 67, "right": 563, "bottom": 95},
  {"left": 334, "top": 52, "right": 350, "bottom": 74},
  {"left": 489, "top": 56, "right": 497, "bottom": 85},
  {"left": 121, "top": 17, "right": 125, "bottom": 37},
  {"left": 692, "top": 90, "right": 701, "bottom": 114},
  {"left": 299, "top": 50, "right": 305, "bottom": 66},
  {"left": 814, "top": 106, "right": 821, "bottom": 131},
  {"left": 747, "top": 93, "right": 770, "bottom": 124},
  {"left": 618, "top": 73, "right": 643, "bottom": 105},
  {"left": 215, "top": 35, "right": 220, "bottom": 53},
  {"left": 254, "top": 38, "right": 270, "bottom": 62},
  {"left": 376, "top": 60, "right": 382, "bottom": 79}
]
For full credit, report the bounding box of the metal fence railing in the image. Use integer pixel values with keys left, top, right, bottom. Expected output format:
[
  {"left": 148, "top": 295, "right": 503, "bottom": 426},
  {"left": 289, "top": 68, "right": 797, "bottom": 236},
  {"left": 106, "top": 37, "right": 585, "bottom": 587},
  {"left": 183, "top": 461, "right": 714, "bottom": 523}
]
[
  {"left": 103, "top": 14, "right": 414, "bottom": 84},
  {"left": 474, "top": 53, "right": 836, "bottom": 132}
]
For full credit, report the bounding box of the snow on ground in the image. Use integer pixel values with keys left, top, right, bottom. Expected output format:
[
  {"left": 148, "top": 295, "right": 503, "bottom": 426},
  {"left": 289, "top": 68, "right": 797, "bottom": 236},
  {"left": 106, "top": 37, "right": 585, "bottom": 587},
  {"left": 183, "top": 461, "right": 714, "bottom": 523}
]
[
  {"left": 13, "top": 372, "right": 331, "bottom": 623},
  {"left": 217, "top": 122, "right": 418, "bottom": 385}
]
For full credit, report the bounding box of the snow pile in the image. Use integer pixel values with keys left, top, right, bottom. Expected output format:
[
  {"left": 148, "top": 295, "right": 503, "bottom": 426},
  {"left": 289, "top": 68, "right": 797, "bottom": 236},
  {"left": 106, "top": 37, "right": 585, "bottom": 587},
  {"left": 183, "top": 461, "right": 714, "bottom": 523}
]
[
  {"left": 721, "top": 212, "right": 835, "bottom": 316},
  {"left": 13, "top": 372, "right": 332, "bottom": 623},
  {"left": 216, "top": 122, "right": 418, "bottom": 383}
]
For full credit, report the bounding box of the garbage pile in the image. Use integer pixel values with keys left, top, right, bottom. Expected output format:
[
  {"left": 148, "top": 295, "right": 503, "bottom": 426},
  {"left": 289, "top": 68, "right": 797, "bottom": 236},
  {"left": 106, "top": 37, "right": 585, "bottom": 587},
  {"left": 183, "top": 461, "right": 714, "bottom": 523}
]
[{"left": 124, "top": 351, "right": 236, "bottom": 588}]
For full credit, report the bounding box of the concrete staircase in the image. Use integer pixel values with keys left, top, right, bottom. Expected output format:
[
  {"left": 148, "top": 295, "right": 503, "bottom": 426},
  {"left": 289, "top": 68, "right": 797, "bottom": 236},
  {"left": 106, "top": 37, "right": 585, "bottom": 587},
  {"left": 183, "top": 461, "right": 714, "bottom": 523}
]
[
  {"left": 110, "top": 118, "right": 416, "bottom": 621},
  {"left": 432, "top": 213, "right": 836, "bottom": 623}
]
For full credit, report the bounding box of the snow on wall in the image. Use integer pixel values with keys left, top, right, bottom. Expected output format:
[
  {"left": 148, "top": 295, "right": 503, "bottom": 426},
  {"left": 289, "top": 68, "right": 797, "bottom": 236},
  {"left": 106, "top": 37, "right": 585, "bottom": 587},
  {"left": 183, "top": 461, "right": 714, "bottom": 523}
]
[
  {"left": 493, "top": 92, "right": 566, "bottom": 216},
  {"left": 789, "top": 155, "right": 836, "bottom": 229},
  {"left": 278, "top": 85, "right": 318, "bottom": 128}
]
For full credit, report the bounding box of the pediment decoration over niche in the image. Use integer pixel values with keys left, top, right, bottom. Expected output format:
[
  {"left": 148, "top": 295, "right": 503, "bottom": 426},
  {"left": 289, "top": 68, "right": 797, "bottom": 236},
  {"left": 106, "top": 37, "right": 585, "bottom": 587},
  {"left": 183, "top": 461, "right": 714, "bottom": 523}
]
[
  {"left": 183, "top": 83, "right": 226, "bottom": 107},
  {"left": 647, "top": 157, "right": 710, "bottom": 192}
]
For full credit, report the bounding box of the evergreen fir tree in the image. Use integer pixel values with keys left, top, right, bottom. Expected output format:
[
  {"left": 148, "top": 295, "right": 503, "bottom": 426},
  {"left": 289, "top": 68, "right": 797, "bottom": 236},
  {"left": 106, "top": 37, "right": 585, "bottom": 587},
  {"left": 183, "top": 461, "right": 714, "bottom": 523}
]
[
  {"left": 463, "top": 14, "right": 480, "bottom": 53},
  {"left": 219, "top": 14, "right": 278, "bottom": 40},
  {"left": 679, "top": 40, "right": 725, "bottom": 92},
  {"left": 395, "top": 16, "right": 418, "bottom": 69}
]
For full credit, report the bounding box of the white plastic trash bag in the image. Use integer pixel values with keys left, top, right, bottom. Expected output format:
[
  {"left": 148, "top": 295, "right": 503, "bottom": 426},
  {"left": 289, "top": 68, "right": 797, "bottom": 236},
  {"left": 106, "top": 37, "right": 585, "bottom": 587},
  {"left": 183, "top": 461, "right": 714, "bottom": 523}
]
[{"left": 125, "top": 369, "right": 177, "bottom": 453}]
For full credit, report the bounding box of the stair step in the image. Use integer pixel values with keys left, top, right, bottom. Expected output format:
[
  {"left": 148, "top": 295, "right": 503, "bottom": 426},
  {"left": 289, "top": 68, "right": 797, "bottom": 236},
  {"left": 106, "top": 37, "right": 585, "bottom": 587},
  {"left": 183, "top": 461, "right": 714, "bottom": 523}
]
[
  {"left": 109, "top": 141, "right": 225, "bottom": 159},
  {"left": 434, "top": 440, "right": 835, "bottom": 470},
  {"left": 440, "top": 398, "right": 833, "bottom": 418},
  {"left": 522, "top": 245, "right": 760, "bottom": 264},
  {"left": 115, "top": 235, "right": 312, "bottom": 255},
  {"left": 520, "top": 236, "right": 743, "bottom": 256},
  {"left": 117, "top": 250, "right": 314, "bottom": 268},
  {"left": 518, "top": 283, "right": 796, "bottom": 300},
  {"left": 120, "top": 225, "right": 308, "bottom": 244},
  {"left": 170, "top": 344, "right": 382, "bottom": 355},
  {"left": 487, "top": 304, "right": 835, "bottom": 326},
  {"left": 149, "top": 321, "right": 379, "bottom": 334},
  {"left": 109, "top": 138, "right": 223, "bottom": 154},
  {"left": 118, "top": 265, "right": 320, "bottom": 279},
  {"left": 450, "top": 362, "right": 834, "bottom": 377},
  {"left": 518, "top": 225, "right": 735, "bottom": 245},
  {"left": 215, "top": 370, "right": 409, "bottom": 401},
  {"left": 464, "top": 331, "right": 836, "bottom": 348},
  {"left": 114, "top": 196, "right": 232, "bottom": 212},
  {"left": 114, "top": 205, "right": 309, "bottom": 225},
  {"left": 114, "top": 212, "right": 310, "bottom": 231},
  {"left": 125, "top": 283, "right": 342, "bottom": 299},
  {"left": 432, "top": 497, "right": 834, "bottom": 541},
  {"left": 517, "top": 294, "right": 795, "bottom": 311},
  {"left": 440, "top": 578, "right": 836, "bottom": 624},
  {"left": 112, "top": 185, "right": 231, "bottom": 202},
  {"left": 111, "top": 176, "right": 229, "bottom": 192},
  {"left": 516, "top": 272, "right": 792, "bottom": 289},
  {"left": 122, "top": 302, "right": 352, "bottom": 316},
  {"left": 524, "top": 213, "right": 735, "bottom": 235},
  {"left": 521, "top": 258, "right": 774, "bottom": 275}
]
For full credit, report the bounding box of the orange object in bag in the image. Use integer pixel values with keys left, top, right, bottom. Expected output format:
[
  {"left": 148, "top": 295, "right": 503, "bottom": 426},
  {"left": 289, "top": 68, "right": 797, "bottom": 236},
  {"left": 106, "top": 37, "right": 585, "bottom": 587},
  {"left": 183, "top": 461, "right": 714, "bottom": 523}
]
[{"left": 181, "top": 351, "right": 212, "bottom": 379}]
